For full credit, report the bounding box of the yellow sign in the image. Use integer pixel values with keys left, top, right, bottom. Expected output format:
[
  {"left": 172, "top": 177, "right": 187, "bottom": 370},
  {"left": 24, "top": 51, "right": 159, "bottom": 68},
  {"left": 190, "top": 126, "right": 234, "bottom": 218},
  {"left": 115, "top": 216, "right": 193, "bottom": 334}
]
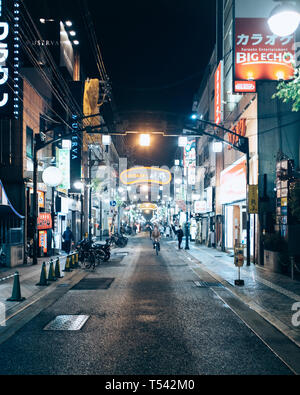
[
  {"left": 138, "top": 203, "right": 158, "bottom": 211},
  {"left": 120, "top": 167, "right": 172, "bottom": 186},
  {"left": 281, "top": 197, "right": 288, "bottom": 207},
  {"left": 248, "top": 185, "right": 258, "bottom": 214}
]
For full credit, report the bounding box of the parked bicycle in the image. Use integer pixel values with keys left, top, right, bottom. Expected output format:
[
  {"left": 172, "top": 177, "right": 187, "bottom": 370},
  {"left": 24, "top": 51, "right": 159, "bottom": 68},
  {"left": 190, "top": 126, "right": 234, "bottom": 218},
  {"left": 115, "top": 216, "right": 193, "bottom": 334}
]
[{"left": 76, "top": 238, "right": 110, "bottom": 270}]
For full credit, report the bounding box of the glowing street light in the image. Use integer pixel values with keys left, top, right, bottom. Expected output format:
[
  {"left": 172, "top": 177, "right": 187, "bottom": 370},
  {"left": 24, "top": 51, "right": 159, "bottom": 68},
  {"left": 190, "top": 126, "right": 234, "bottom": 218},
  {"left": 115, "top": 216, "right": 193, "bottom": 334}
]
[
  {"left": 140, "top": 134, "right": 150, "bottom": 147},
  {"left": 268, "top": 2, "right": 300, "bottom": 37},
  {"left": 178, "top": 136, "right": 188, "bottom": 147},
  {"left": 212, "top": 142, "right": 223, "bottom": 153}
]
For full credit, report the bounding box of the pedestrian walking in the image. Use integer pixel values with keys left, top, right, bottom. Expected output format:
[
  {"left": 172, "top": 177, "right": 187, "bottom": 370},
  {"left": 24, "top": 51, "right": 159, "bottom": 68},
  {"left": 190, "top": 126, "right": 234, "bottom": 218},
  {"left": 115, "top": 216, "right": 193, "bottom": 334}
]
[
  {"left": 62, "top": 226, "right": 74, "bottom": 254},
  {"left": 177, "top": 225, "right": 184, "bottom": 250}
]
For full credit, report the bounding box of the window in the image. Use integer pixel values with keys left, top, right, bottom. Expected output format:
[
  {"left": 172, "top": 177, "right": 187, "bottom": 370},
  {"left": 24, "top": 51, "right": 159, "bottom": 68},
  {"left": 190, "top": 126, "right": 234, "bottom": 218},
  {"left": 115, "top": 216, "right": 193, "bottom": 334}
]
[{"left": 26, "top": 126, "right": 33, "bottom": 158}]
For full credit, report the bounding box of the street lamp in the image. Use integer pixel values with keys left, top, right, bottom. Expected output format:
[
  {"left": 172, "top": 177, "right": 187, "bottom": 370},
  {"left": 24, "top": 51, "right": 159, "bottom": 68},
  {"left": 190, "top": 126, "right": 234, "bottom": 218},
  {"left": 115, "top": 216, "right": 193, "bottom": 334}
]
[
  {"left": 140, "top": 134, "right": 150, "bottom": 147},
  {"left": 268, "top": 2, "right": 300, "bottom": 37}
]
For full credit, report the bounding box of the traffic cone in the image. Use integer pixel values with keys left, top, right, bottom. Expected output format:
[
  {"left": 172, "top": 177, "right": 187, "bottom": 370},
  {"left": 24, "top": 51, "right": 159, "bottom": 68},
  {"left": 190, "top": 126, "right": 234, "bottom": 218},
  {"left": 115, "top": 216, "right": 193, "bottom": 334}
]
[
  {"left": 7, "top": 272, "right": 25, "bottom": 301},
  {"left": 36, "top": 262, "right": 49, "bottom": 286},
  {"left": 47, "top": 259, "right": 57, "bottom": 281},
  {"left": 54, "top": 258, "right": 63, "bottom": 278},
  {"left": 63, "top": 256, "right": 72, "bottom": 272}
]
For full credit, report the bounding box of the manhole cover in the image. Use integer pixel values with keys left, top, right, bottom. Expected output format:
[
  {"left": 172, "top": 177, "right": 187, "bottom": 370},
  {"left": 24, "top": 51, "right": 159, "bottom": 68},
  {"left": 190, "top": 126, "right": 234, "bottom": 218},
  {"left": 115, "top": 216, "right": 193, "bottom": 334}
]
[
  {"left": 194, "top": 281, "right": 223, "bottom": 288},
  {"left": 71, "top": 278, "right": 115, "bottom": 290},
  {"left": 44, "top": 315, "right": 89, "bottom": 331}
]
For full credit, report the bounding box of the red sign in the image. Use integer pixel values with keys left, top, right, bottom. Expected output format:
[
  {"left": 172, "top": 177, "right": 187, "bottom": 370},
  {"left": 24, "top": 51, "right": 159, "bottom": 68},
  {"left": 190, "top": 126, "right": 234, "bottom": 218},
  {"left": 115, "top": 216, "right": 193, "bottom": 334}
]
[
  {"left": 214, "top": 61, "right": 223, "bottom": 125},
  {"left": 228, "top": 118, "right": 246, "bottom": 150},
  {"left": 234, "top": 80, "right": 256, "bottom": 93},
  {"left": 37, "top": 213, "right": 52, "bottom": 230},
  {"left": 235, "top": 18, "right": 295, "bottom": 81}
]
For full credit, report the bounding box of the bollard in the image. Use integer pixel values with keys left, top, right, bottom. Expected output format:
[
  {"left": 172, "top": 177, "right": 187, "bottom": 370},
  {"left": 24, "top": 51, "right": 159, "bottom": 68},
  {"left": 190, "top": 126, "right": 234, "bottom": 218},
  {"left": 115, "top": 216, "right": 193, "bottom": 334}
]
[
  {"left": 47, "top": 259, "right": 57, "bottom": 281},
  {"left": 7, "top": 272, "right": 25, "bottom": 302},
  {"left": 54, "top": 258, "right": 63, "bottom": 279},
  {"left": 71, "top": 254, "right": 76, "bottom": 269},
  {"left": 36, "top": 262, "right": 49, "bottom": 286},
  {"left": 63, "top": 256, "right": 72, "bottom": 272}
]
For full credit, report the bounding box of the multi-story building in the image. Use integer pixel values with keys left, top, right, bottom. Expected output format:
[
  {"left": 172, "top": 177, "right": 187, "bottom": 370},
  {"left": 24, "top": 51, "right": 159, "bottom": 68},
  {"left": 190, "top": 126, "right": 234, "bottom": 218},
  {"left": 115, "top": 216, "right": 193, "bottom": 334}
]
[{"left": 192, "top": 0, "right": 300, "bottom": 269}]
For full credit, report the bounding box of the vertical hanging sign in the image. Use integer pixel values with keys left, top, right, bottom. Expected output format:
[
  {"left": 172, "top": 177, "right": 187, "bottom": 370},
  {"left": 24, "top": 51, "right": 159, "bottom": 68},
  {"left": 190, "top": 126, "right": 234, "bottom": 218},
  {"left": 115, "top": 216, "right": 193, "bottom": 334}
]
[
  {"left": 214, "top": 61, "right": 223, "bottom": 125},
  {"left": 0, "top": 0, "right": 20, "bottom": 119},
  {"left": 70, "top": 114, "right": 82, "bottom": 192}
]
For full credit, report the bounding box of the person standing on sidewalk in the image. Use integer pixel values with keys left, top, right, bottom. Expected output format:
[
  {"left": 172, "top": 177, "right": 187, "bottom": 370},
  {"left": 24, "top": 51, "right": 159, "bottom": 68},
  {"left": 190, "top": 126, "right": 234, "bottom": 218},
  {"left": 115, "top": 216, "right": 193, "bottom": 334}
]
[
  {"left": 62, "top": 226, "right": 74, "bottom": 254},
  {"left": 177, "top": 226, "right": 184, "bottom": 250}
]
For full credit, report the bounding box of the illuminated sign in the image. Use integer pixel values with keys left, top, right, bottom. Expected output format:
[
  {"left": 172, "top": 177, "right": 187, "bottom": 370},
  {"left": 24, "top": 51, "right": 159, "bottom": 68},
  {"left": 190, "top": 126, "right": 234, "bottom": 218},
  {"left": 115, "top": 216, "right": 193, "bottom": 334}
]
[
  {"left": 220, "top": 157, "right": 247, "bottom": 204},
  {"left": 183, "top": 139, "right": 196, "bottom": 185},
  {"left": 37, "top": 213, "right": 52, "bottom": 230},
  {"left": 228, "top": 118, "right": 246, "bottom": 150},
  {"left": 214, "top": 61, "right": 223, "bottom": 124},
  {"left": 235, "top": 18, "right": 295, "bottom": 81},
  {"left": 39, "top": 230, "right": 47, "bottom": 253},
  {"left": 120, "top": 167, "right": 172, "bottom": 185},
  {"left": 0, "top": 1, "right": 20, "bottom": 119},
  {"left": 57, "top": 148, "right": 70, "bottom": 192},
  {"left": 234, "top": 80, "right": 256, "bottom": 93},
  {"left": 69, "top": 114, "right": 81, "bottom": 191},
  {"left": 194, "top": 200, "right": 207, "bottom": 214},
  {"left": 138, "top": 203, "right": 158, "bottom": 211}
]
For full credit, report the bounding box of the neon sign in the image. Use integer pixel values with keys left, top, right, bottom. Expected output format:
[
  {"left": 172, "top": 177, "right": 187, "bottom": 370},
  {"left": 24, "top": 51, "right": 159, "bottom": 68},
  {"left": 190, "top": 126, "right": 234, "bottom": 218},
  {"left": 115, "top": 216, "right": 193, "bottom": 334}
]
[
  {"left": 120, "top": 167, "right": 172, "bottom": 186},
  {"left": 138, "top": 203, "right": 158, "bottom": 211},
  {"left": 0, "top": 0, "right": 20, "bottom": 119}
]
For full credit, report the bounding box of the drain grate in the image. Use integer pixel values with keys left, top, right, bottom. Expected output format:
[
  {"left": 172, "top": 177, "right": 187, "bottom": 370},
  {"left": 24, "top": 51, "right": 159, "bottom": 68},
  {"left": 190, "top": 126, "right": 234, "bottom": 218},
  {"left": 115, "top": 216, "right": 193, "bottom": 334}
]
[
  {"left": 194, "top": 281, "right": 223, "bottom": 288},
  {"left": 71, "top": 277, "right": 115, "bottom": 290},
  {"left": 44, "top": 315, "right": 89, "bottom": 331}
]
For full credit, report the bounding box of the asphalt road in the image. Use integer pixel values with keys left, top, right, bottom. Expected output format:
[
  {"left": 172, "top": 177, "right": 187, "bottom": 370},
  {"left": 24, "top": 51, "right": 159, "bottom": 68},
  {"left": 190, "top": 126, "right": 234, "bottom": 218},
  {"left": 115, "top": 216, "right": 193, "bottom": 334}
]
[{"left": 0, "top": 234, "right": 294, "bottom": 375}]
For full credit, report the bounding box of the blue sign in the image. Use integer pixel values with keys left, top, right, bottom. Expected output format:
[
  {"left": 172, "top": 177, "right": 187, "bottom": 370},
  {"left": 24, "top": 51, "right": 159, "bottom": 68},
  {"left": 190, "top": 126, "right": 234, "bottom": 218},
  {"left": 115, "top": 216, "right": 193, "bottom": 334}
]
[{"left": 110, "top": 201, "right": 116, "bottom": 207}]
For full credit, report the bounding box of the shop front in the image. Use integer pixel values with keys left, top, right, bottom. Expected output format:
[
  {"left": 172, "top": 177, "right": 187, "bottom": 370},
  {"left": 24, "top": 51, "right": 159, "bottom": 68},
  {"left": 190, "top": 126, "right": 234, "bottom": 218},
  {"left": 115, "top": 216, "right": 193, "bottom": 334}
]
[
  {"left": 220, "top": 157, "right": 248, "bottom": 252},
  {"left": 0, "top": 180, "right": 25, "bottom": 267}
]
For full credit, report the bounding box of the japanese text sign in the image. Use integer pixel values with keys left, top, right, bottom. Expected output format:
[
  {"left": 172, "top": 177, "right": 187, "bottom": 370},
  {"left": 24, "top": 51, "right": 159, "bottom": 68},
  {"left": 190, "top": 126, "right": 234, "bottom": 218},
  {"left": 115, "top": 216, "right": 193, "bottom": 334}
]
[{"left": 235, "top": 18, "right": 295, "bottom": 81}]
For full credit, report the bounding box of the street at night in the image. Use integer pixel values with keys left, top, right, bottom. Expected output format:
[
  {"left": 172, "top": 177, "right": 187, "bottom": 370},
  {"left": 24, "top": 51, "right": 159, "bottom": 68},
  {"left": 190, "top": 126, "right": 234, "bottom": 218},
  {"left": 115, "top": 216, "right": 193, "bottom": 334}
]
[
  {"left": 0, "top": 0, "right": 300, "bottom": 382},
  {"left": 0, "top": 234, "right": 298, "bottom": 376}
]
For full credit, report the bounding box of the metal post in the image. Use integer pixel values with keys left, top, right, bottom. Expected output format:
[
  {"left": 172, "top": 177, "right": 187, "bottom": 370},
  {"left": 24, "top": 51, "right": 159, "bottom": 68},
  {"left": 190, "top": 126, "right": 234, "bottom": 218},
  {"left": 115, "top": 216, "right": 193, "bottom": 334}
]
[
  {"left": 88, "top": 147, "right": 92, "bottom": 242},
  {"left": 246, "top": 145, "right": 251, "bottom": 266},
  {"left": 99, "top": 197, "right": 102, "bottom": 241},
  {"left": 32, "top": 143, "right": 38, "bottom": 265},
  {"left": 185, "top": 181, "right": 190, "bottom": 250},
  {"left": 80, "top": 193, "right": 84, "bottom": 240}
]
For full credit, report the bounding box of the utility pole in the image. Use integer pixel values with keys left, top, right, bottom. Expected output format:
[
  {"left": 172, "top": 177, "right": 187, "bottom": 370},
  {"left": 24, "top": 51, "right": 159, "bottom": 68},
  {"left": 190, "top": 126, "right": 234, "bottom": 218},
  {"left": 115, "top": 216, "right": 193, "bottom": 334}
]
[
  {"left": 88, "top": 147, "right": 92, "bottom": 242},
  {"left": 185, "top": 176, "right": 190, "bottom": 250}
]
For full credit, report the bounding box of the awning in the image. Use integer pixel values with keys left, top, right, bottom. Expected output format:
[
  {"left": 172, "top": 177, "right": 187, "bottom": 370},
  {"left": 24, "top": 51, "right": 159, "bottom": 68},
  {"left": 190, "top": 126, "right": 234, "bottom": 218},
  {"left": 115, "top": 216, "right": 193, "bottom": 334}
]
[{"left": 0, "top": 180, "right": 25, "bottom": 219}]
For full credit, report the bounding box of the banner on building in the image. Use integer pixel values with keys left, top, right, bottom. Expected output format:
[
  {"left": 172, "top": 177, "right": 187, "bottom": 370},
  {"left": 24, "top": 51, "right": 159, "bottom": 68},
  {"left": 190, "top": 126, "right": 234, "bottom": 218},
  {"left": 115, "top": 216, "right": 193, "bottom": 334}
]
[
  {"left": 57, "top": 148, "right": 70, "bottom": 193},
  {"left": 183, "top": 139, "right": 196, "bottom": 186},
  {"left": 235, "top": 18, "right": 295, "bottom": 81},
  {"left": 214, "top": 61, "right": 223, "bottom": 124},
  {"left": 0, "top": 1, "right": 21, "bottom": 119}
]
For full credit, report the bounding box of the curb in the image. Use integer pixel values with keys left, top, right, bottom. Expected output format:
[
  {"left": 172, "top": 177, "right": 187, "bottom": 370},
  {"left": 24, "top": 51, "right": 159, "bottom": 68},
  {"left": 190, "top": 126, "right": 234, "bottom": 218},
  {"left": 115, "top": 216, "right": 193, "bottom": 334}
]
[{"left": 181, "top": 248, "right": 300, "bottom": 349}]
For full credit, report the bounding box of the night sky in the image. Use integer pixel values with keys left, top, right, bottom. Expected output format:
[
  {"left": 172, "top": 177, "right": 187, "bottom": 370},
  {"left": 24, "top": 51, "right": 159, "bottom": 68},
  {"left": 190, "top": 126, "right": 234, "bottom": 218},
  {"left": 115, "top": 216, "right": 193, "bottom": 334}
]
[{"left": 24, "top": 0, "right": 216, "bottom": 166}]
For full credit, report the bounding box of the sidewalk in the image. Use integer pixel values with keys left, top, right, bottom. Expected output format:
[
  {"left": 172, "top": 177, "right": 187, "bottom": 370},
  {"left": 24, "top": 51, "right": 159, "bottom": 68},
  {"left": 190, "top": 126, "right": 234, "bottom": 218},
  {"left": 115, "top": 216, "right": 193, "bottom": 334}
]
[
  {"left": 169, "top": 240, "right": 300, "bottom": 347},
  {"left": 0, "top": 253, "right": 73, "bottom": 322}
]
